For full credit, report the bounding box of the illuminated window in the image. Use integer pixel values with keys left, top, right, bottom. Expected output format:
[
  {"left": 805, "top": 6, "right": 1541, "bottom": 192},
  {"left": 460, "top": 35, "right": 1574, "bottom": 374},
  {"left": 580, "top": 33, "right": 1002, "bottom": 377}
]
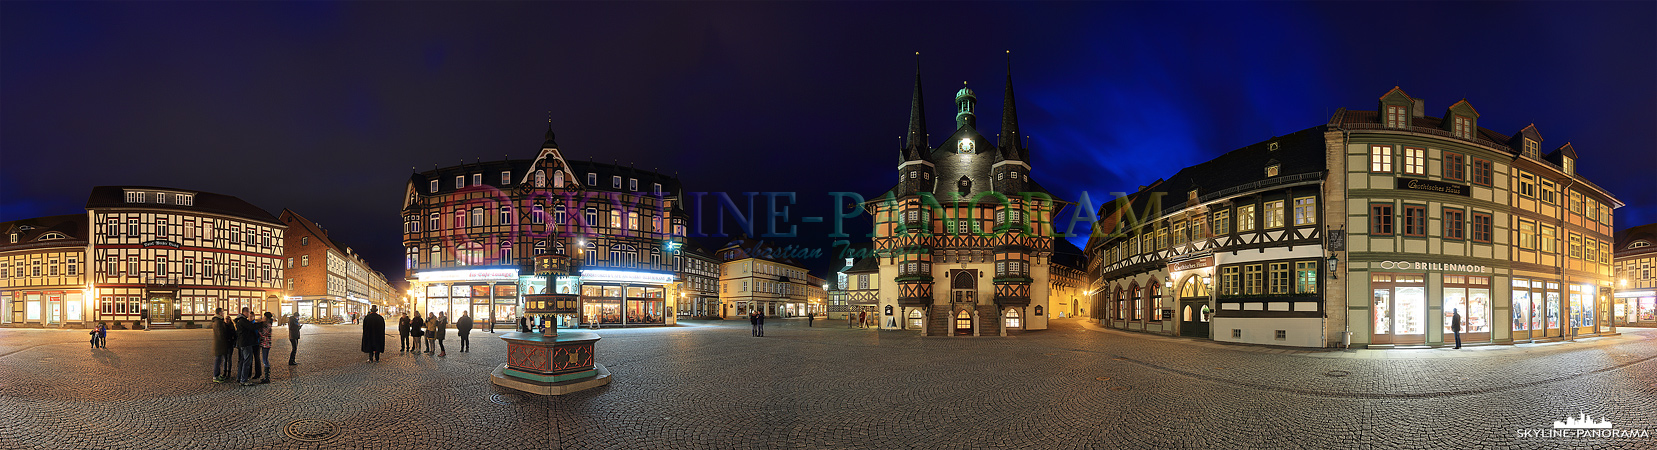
[
  {"left": 1401, "top": 147, "right": 1425, "bottom": 175},
  {"left": 1295, "top": 261, "right": 1318, "bottom": 294},
  {"left": 1236, "top": 205, "right": 1256, "bottom": 232},
  {"left": 1269, "top": 262, "right": 1290, "bottom": 294},
  {"left": 1264, "top": 200, "right": 1285, "bottom": 229},
  {"left": 1369, "top": 145, "right": 1393, "bottom": 172},
  {"left": 1453, "top": 115, "right": 1473, "bottom": 139},
  {"left": 1385, "top": 105, "right": 1406, "bottom": 128},
  {"left": 1292, "top": 197, "right": 1316, "bottom": 226}
]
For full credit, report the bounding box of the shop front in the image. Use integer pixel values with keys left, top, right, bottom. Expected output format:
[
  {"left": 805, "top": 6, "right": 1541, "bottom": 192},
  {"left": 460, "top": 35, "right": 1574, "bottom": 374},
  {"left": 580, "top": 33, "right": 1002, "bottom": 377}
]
[
  {"left": 576, "top": 269, "right": 675, "bottom": 327},
  {"left": 1614, "top": 289, "right": 1656, "bottom": 327},
  {"left": 413, "top": 267, "right": 521, "bottom": 326},
  {"left": 2, "top": 289, "right": 89, "bottom": 326}
]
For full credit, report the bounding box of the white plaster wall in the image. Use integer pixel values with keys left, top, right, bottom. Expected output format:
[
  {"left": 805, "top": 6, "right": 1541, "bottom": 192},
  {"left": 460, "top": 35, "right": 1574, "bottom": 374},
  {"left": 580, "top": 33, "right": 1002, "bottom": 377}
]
[{"left": 1211, "top": 317, "right": 1325, "bottom": 347}]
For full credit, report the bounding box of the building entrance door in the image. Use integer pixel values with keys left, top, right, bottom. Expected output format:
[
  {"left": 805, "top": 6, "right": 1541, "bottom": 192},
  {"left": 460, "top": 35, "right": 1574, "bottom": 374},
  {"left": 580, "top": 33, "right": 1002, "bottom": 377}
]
[
  {"left": 148, "top": 297, "right": 173, "bottom": 324},
  {"left": 1370, "top": 275, "right": 1426, "bottom": 345},
  {"left": 1179, "top": 301, "right": 1209, "bottom": 338},
  {"left": 954, "top": 310, "right": 972, "bottom": 336}
]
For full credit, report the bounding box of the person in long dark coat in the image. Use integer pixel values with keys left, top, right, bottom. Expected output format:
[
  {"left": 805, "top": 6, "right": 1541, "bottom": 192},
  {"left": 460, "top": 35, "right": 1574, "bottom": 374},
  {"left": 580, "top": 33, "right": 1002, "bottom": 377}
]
[
  {"left": 361, "top": 306, "right": 385, "bottom": 362},
  {"left": 456, "top": 311, "right": 474, "bottom": 352},
  {"left": 433, "top": 312, "right": 448, "bottom": 357},
  {"left": 211, "top": 309, "right": 233, "bottom": 383},
  {"left": 397, "top": 313, "right": 411, "bottom": 354},
  {"left": 410, "top": 312, "right": 426, "bottom": 354}
]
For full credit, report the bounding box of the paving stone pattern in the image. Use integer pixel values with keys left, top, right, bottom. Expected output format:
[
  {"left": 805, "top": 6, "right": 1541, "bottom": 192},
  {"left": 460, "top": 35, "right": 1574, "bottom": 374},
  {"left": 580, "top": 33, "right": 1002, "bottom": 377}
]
[{"left": 2, "top": 319, "right": 1655, "bottom": 449}]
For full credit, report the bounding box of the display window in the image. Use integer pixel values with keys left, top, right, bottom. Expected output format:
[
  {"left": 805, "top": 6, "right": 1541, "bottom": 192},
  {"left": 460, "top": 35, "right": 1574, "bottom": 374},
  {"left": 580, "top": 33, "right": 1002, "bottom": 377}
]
[
  {"left": 1511, "top": 279, "right": 1530, "bottom": 333},
  {"left": 1640, "top": 297, "right": 1656, "bottom": 322},
  {"left": 1442, "top": 276, "right": 1490, "bottom": 343},
  {"left": 1371, "top": 273, "right": 1426, "bottom": 344}
]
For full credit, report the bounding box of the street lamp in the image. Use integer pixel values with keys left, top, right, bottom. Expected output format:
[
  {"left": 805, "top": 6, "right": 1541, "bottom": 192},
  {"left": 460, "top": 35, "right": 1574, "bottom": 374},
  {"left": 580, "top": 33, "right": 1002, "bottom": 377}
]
[{"left": 1327, "top": 255, "right": 1340, "bottom": 279}]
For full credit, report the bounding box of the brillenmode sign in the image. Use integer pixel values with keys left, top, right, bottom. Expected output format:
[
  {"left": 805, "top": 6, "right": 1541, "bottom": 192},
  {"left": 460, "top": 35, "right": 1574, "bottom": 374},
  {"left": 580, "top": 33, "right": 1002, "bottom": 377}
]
[
  {"left": 1395, "top": 178, "right": 1470, "bottom": 196},
  {"left": 1377, "top": 261, "right": 1491, "bottom": 273}
]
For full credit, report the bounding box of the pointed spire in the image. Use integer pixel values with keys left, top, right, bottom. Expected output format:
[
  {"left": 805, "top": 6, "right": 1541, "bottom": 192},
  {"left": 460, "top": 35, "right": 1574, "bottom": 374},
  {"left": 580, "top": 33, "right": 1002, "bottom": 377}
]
[
  {"left": 542, "top": 112, "right": 558, "bottom": 149},
  {"left": 999, "top": 51, "right": 1021, "bottom": 160},
  {"left": 904, "top": 52, "right": 928, "bottom": 156}
]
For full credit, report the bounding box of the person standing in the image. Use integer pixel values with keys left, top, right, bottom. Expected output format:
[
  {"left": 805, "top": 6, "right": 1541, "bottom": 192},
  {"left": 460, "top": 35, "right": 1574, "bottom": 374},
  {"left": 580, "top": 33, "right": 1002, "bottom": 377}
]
[
  {"left": 361, "top": 306, "right": 385, "bottom": 362},
  {"left": 410, "top": 312, "right": 426, "bottom": 354},
  {"left": 749, "top": 311, "right": 759, "bottom": 337},
  {"left": 433, "top": 312, "right": 448, "bottom": 357},
  {"left": 287, "top": 312, "right": 303, "bottom": 365},
  {"left": 211, "top": 309, "right": 234, "bottom": 382},
  {"left": 257, "top": 312, "right": 274, "bottom": 383},
  {"left": 234, "top": 307, "right": 259, "bottom": 386},
  {"left": 859, "top": 311, "right": 867, "bottom": 329},
  {"left": 397, "top": 313, "right": 411, "bottom": 354},
  {"left": 96, "top": 322, "right": 108, "bottom": 349},
  {"left": 430, "top": 312, "right": 444, "bottom": 355},
  {"left": 756, "top": 311, "right": 766, "bottom": 337},
  {"left": 457, "top": 310, "right": 473, "bottom": 353},
  {"left": 807, "top": 313, "right": 814, "bottom": 328},
  {"left": 1451, "top": 308, "right": 1463, "bottom": 349}
]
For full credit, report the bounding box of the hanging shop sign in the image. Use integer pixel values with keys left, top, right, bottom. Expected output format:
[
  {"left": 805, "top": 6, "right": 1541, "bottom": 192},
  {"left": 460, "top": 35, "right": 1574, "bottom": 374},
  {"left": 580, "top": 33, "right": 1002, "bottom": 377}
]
[{"left": 141, "top": 239, "right": 182, "bottom": 248}]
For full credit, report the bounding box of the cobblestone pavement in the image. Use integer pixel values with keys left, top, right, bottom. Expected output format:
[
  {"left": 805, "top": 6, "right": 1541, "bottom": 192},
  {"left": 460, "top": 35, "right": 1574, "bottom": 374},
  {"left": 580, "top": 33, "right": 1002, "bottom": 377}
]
[{"left": 2, "top": 318, "right": 1654, "bottom": 449}]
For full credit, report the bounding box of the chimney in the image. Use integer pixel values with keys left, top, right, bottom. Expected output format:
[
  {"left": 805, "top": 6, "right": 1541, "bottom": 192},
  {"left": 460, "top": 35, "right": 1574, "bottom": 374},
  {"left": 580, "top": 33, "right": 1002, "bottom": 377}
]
[{"left": 1412, "top": 98, "right": 1425, "bottom": 118}]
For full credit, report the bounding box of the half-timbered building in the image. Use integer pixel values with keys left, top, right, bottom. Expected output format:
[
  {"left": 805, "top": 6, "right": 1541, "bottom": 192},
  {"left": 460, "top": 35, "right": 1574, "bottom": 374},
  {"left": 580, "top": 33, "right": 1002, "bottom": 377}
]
[{"left": 1086, "top": 87, "right": 1623, "bottom": 348}]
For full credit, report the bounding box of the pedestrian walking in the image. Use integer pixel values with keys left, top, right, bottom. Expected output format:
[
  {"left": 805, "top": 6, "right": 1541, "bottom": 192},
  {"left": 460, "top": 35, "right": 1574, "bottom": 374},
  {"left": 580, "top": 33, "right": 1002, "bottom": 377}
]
[
  {"left": 397, "top": 313, "right": 411, "bottom": 354},
  {"left": 1451, "top": 308, "right": 1463, "bottom": 349},
  {"left": 808, "top": 313, "right": 814, "bottom": 328},
  {"left": 361, "top": 306, "right": 386, "bottom": 362},
  {"left": 750, "top": 311, "right": 759, "bottom": 337},
  {"left": 256, "top": 312, "right": 274, "bottom": 383},
  {"left": 234, "top": 307, "right": 259, "bottom": 386},
  {"left": 287, "top": 312, "right": 303, "bottom": 365},
  {"left": 859, "top": 311, "right": 867, "bottom": 329},
  {"left": 433, "top": 312, "right": 448, "bottom": 357},
  {"left": 410, "top": 312, "right": 426, "bottom": 354},
  {"left": 457, "top": 311, "right": 473, "bottom": 352},
  {"left": 756, "top": 311, "right": 766, "bottom": 337}
]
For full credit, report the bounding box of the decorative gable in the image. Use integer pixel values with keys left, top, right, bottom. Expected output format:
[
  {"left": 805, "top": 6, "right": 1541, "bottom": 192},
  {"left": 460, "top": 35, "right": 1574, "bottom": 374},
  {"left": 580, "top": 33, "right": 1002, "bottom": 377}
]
[
  {"left": 1443, "top": 99, "right": 1480, "bottom": 140},
  {"left": 1377, "top": 87, "right": 1414, "bottom": 129}
]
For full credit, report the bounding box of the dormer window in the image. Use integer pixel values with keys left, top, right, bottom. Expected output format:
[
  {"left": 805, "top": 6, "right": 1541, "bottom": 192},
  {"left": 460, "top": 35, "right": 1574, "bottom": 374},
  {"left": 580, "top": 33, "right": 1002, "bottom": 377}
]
[
  {"left": 1631, "top": 241, "right": 1652, "bottom": 249},
  {"left": 1453, "top": 116, "right": 1474, "bottom": 139},
  {"left": 455, "top": 176, "right": 465, "bottom": 189},
  {"left": 1386, "top": 105, "right": 1407, "bottom": 128},
  {"left": 503, "top": 171, "right": 513, "bottom": 185},
  {"left": 629, "top": 178, "right": 638, "bottom": 191},
  {"left": 1562, "top": 157, "right": 1574, "bottom": 175},
  {"left": 473, "top": 173, "right": 482, "bottom": 186},
  {"left": 39, "top": 232, "right": 65, "bottom": 240},
  {"left": 7, "top": 233, "right": 15, "bottom": 243},
  {"left": 1523, "top": 139, "right": 1540, "bottom": 159},
  {"left": 125, "top": 191, "right": 145, "bottom": 203},
  {"left": 1265, "top": 164, "right": 1280, "bottom": 177},
  {"left": 155, "top": 193, "right": 167, "bottom": 204},
  {"left": 1188, "top": 189, "right": 1200, "bottom": 202},
  {"left": 612, "top": 176, "right": 621, "bottom": 189},
  {"left": 175, "top": 194, "right": 193, "bottom": 206},
  {"left": 430, "top": 180, "right": 439, "bottom": 193},
  {"left": 588, "top": 173, "right": 598, "bottom": 185}
]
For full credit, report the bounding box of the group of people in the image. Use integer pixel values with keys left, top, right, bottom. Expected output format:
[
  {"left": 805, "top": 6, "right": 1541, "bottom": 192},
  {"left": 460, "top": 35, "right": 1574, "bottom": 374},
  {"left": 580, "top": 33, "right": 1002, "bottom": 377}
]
[
  {"left": 87, "top": 323, "right": 108, "bottom": 348},
  {"left": 211, "top": 306, "right": 301, "bottom": 386},
  {"left": 749, "top": 311, "right": 766, "bottom": 337},
  {"left": 390, "top": 310, "right": 476, "bottom": 357}
]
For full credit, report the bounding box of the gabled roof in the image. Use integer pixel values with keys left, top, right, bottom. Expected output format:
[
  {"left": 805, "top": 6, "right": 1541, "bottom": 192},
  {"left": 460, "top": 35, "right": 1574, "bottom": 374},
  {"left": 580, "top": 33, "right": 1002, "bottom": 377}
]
[
  {"left": 279, "top": 209, "right": 346, "bottom": 254},
  {"left": 1445, "top": 99, "right": 1481, "bottom": 117},
  {"left": 1378, "top": 86, "right": 1413, "bottom": 102},
  {"left": 843, "top": 257, "right": 880, "bottom": 274},
  {"left": 1546, "top": 142, "right": 1579, "bottom": 162},
  {"left": 85, "top": 186, "right": 280, "bottom": 225},
  {"left": 0, "top": 214, "right": 88, "bottom": 251}
]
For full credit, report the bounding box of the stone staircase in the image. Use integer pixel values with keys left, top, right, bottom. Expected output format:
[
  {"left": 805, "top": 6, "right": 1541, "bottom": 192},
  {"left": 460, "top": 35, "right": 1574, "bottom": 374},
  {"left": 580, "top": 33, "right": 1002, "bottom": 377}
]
[
  {"left": 928, "top": 309, "right": 950, "bottom": 336},
  {"left": 977, "top": 304, "right": 1000, "bottom": 336}
]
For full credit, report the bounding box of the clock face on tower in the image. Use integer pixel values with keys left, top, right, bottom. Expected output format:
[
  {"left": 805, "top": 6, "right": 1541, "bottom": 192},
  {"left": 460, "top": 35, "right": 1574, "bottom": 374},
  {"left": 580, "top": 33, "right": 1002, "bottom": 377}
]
[{"left": 957, "top": 138, "right": 974, "bottom": 154}]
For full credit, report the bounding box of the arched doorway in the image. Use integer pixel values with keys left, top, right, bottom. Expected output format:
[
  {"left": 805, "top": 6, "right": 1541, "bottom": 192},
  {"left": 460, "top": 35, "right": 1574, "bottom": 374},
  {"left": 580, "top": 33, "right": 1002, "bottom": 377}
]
[
  {"left": 954, "top": 310, "right": 973, "bottom": 335},
  {"left": 1178, "top": 276, "right": 1210, "bottom": 338}
]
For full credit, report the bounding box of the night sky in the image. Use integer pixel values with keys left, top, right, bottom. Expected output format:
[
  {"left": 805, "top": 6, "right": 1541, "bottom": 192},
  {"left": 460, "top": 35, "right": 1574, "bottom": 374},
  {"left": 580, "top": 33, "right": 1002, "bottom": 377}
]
[{"left": 4, "top": 2, "right": 1653, "bottom": 281}]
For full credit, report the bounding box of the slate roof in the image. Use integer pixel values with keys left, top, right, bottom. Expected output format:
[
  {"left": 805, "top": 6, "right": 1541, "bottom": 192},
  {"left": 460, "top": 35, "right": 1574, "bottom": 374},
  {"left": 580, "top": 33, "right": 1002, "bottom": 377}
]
[
  {"left": 1051, "top": 238, "right": 1086, "bottom": 271},
  {"left": 0, "top": 214, "right": 88, "bottom": 251},
  {"left": 85, "top": 186, "right": 280, "bottom": 225},
  {"left": 1098, "top": 125, "right": 1330, "bottom": 224},
  {"left": 279, "top": 209, "right": 347, "bottom": 254},
  {"left": 1614, "top": 223, "right": 1657, "bottom": 256},
  {"left": 843, "top": 256, "right": 880, "bottom": 274}
]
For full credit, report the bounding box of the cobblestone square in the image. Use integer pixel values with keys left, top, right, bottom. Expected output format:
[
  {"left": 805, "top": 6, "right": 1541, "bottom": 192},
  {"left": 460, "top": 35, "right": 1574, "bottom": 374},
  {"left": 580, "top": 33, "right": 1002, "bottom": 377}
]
[{"left": 2, "top": 319, "right": 1655, "bottom": 449}]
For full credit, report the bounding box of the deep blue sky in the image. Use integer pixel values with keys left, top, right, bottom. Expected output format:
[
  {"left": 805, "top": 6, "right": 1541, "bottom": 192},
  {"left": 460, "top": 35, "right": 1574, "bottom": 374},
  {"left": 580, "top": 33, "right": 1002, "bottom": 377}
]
[{"left": 3, "top": 2, "right": 1653, "bottom": 280}]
